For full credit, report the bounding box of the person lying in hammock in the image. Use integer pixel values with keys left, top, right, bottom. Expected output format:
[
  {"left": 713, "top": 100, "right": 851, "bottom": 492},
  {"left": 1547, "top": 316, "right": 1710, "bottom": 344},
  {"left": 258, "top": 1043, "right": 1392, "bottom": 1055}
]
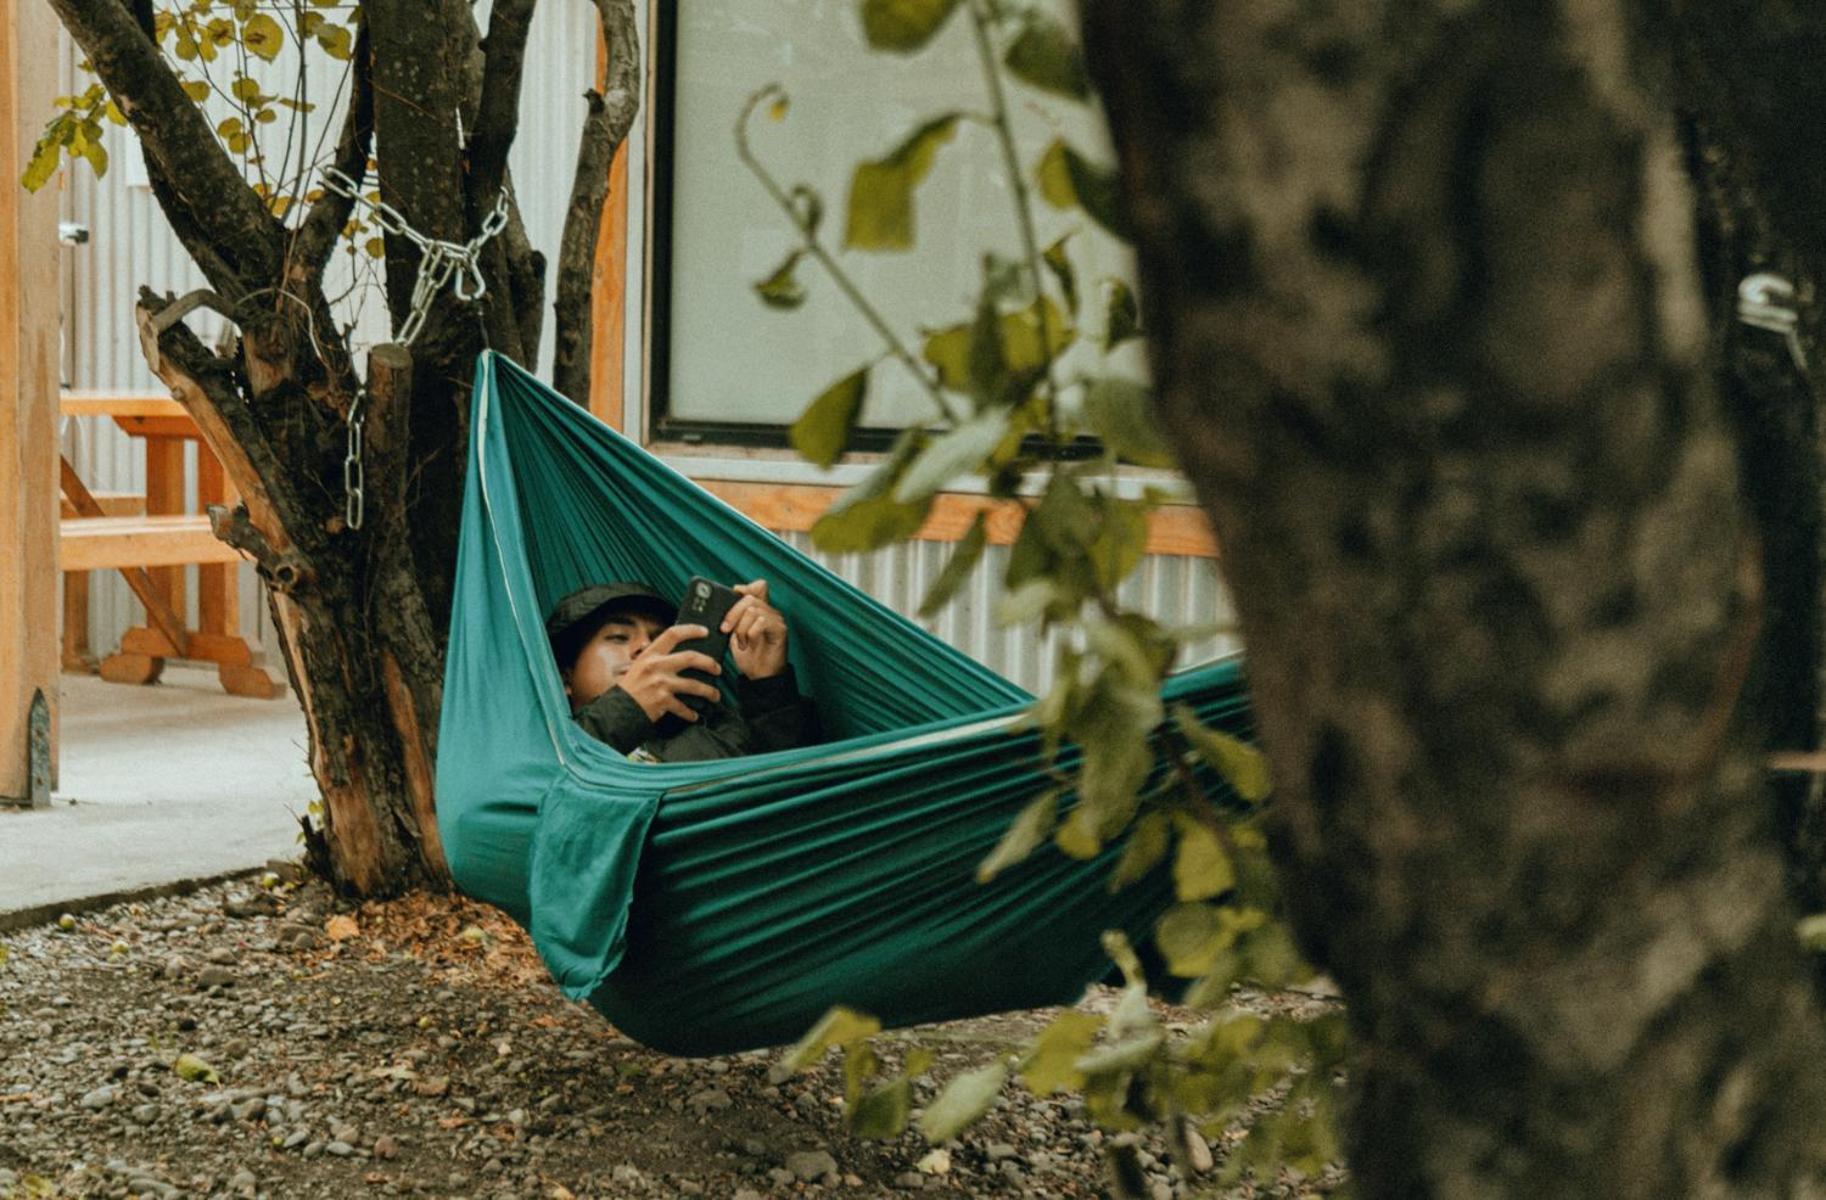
[{"left": 545, "top": 580, "right": 820, "bottom": 763}]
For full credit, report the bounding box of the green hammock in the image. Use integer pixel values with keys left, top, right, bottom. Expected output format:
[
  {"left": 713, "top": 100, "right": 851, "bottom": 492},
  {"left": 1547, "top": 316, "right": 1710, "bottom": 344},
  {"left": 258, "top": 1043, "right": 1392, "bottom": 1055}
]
[{"left": 437, "top": 353, "right": 1254, "bottom": 1056}]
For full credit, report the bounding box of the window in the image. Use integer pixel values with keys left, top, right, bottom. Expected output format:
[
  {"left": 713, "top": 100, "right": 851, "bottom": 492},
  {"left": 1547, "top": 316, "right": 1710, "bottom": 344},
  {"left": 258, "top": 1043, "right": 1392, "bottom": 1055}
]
[{"left": 650, "top": 0, "right": 1147, "bottom": 451}]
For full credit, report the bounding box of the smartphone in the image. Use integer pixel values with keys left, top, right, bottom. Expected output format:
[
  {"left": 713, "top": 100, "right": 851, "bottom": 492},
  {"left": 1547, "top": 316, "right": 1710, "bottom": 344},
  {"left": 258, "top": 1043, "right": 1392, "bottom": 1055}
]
[{"left": 673, "top": 576, "right": 741, "bottom": 710}]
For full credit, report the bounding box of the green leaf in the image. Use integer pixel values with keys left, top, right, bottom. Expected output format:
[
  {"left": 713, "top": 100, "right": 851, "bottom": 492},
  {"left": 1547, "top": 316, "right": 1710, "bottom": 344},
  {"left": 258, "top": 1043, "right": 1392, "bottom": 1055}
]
[
  {"left": 849, "top": 1077, "right": 912, "bottom": 1139},
  {"left": 1799, "top": 914, "right": 1826, "bottom": 952},
  {"left": 1105, "top": 278, "right": 1141, "bottom": 349},
  {"left": 1035, "top": 140, "right": 1130, "bottom": 241},
  {"left": 1043, "top": 233, "right": 1078, "bottom": 316},
  {"left": 1074, "top": 1030, "right": 1164, "bottom": 1077},
  {"left": 780, "top": 1006, "right": 881, "bottom": 1073},
  {"left": 1004, "top": 14, "right": 1090, "bottom": 100},
  {"left": 1171, "top": 813, "right": 1234, "bottom": 902},
  {"left": 893, "top": 409, "right": 1010, "bottom": 502},
  {"left": 845, "top": 114, "right": 961, "bottom": 251},
  {"left": 811, "top": 433, "right": 933, "bottom": 552},
  {"left": 1019, "top": 1011, "right": 1102, "bottom": 1096},
  {"left": 754, "top": 250, "right": 807, "bottom": 310},
  {"left": 918, "top": 512, "right": 989, "bottom": 617},
  {"left": 241, "top": 12, "right": 284, "bottom": 60},
  {"left": 1053, "top": 803, "right": 1102, "bottom": 860},
  {"left": 1155, "top": 903, "right": 1227, "bottom": 978},
  {"left": 976, "top": 789, "right": 1057, "bottom": 883},
  {"left": 1083, "top": 377, "right": 1175, "bottom": 469},
  {"left": 860, "top": 0, "right": 962, "bottom": 51},
  {"left": 79, "top": 138, "right": 108, "bottom": 177},
  {"left": 790, "top": 367, "right": 868, "bottom": 469},
  {"left": 317, "top": 23, "right": 353, "bottom": 60},
  {"left": 1174, "top": 707, "right": 1272, "bottom": 801},
  {"left": 918, "top": 1061, "right": 1007, "bottom": 1143},
  {"left": 1108, "top": 811, "right": 1169, "bottom": 891},
  {"left": 20, "top": 135, "right": 60, "bottom": 192},
  {"left": 173, "top": 1053, "right": 221, "bottom": 1084}
]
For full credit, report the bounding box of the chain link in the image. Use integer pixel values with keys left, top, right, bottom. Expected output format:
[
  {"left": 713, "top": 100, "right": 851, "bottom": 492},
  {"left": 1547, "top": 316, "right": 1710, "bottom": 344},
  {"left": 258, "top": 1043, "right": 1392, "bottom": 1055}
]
[
  {"left": 343, "top": 389, "right": 365, "bottom": 532},
  {"left": 319, "top": 167, "right": 511, "bottom": 532},
  {"left": 1738, "top": 272, "right": 1809, "bottom": 373}
]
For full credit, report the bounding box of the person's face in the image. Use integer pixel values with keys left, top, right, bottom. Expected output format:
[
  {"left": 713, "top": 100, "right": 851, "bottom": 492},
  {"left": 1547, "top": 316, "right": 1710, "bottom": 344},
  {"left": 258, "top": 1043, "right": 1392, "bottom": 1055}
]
[{"left": 564, "top": 610, "right": 667, "bottom": 710}]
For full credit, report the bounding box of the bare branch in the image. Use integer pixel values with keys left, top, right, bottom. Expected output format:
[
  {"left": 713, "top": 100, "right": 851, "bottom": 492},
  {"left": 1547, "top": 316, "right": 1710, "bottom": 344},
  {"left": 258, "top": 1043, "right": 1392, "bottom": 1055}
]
[
  {"left": 293, "top": 22, "right": 375, "bottom": 278},
  {"left": 552, "top": 0, "right": 640, "bottom": 403},
  {"left": 48, "top": 0, "right": 282, "bottom": 293},
  {"left": 468, "top": 0, "right": 537, "bottom": 212}
]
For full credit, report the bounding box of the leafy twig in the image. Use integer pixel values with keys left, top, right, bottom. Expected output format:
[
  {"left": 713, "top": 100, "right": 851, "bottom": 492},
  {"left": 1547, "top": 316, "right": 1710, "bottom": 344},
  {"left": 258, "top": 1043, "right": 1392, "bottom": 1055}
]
[{"left": 736, "top": 86, "right": 964, "bottom": 426}]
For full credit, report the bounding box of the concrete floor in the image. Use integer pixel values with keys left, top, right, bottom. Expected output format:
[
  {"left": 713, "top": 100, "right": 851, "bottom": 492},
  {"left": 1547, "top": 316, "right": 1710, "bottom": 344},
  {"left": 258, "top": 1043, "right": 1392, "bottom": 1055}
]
[{"left": 0, "top": 665, "right": 315, "bottom": 921}]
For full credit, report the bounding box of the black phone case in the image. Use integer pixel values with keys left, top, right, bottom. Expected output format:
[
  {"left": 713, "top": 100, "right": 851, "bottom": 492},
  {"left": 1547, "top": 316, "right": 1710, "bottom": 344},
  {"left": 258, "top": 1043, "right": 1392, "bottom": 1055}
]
[{"left": 674, "top": 577, "right": 740, "bottom": 710}]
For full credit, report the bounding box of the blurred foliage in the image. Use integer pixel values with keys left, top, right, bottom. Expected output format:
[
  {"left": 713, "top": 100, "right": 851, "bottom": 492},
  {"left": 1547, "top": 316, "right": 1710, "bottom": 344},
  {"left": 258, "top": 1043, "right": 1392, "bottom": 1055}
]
[{"left": 744, "top": 0, "right": 1348, "bottom": 1193}]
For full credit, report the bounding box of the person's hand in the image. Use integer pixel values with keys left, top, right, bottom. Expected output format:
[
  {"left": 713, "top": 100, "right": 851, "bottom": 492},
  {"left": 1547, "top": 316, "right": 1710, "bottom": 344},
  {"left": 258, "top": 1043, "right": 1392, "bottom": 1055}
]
[
  {"left": 725, "top": 579, "right": 790, "bottom": 680},
  {"left": 612, "top": 624, "right": 722, "bottom": 723}
]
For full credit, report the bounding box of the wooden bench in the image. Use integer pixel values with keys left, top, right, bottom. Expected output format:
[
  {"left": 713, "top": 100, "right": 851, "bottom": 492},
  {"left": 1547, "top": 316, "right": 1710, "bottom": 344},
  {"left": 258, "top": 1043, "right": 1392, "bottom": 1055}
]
[{"left": 59, "top": 392, "right": 281, "bottom": 699}]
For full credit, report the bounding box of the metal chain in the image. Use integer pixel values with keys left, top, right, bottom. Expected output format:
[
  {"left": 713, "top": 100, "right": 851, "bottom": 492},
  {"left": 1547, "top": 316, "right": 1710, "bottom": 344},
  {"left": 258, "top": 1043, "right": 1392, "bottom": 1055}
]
[
  {"left": 319, "top": 166, "right": 509, "bottom": 346},
  {"left": 1738, "top": 272, "right": 1809, "bottom": 373},
  {"left": 343, "top": 388, "right": 366, "bottom": 532},
  {"left": 318, "top": 166, "right": 510, "bottom": 532}
]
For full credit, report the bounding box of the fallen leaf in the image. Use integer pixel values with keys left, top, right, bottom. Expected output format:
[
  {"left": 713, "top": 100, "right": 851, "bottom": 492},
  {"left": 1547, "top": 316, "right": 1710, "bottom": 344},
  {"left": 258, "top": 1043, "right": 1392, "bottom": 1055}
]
[{"left": 325, "top": 915, "right": 359, "bottom": 942}]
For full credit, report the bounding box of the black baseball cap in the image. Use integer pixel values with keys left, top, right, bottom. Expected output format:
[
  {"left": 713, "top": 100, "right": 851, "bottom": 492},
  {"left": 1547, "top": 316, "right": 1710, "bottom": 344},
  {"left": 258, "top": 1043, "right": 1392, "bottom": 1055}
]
[{"left": 545, "top": 582, "right": 678, "bottom": 667}]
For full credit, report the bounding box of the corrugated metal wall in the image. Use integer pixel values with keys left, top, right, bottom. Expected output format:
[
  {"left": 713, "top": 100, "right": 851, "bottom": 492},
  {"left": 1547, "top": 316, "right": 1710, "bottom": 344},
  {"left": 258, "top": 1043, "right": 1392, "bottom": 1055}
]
[{"left": 53, "top": 7, "right": 1236, "bottom": 697}]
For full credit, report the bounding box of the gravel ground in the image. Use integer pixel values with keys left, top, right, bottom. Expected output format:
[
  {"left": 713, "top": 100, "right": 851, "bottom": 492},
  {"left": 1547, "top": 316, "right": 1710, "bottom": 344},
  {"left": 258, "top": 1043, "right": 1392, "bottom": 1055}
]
[{"left": 0, "top": 872, "right": 1342, "bottom": 1200}]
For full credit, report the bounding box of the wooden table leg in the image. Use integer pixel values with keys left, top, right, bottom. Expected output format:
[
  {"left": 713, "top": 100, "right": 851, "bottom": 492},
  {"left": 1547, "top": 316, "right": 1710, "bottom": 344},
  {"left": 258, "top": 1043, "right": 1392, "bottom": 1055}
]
[
  {"left": 196, "top": 452, "right": 279, "bottom": 698},
  {"left": 62, "top": 571, "right": 95, "bottom": 673},
  {"left": 98, "top": 435, "right": 186, "bottom": 685}
]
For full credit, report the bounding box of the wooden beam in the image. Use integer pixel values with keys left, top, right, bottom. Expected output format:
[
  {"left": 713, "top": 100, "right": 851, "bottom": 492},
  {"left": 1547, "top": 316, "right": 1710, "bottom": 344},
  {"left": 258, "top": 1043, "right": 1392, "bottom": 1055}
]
[
  {"left": 588, "top": 27, "right": 631, "bottom": 433},
  {"left": 1, "top": 0, "right": 60, "bottom": 802},
  {"left": 60, "top": 392, "right": 185, "bottom": 419},
  {"left": 58, "top": 515, "right": 245, "bottom": 572},
  {"left": 696, "top": 480, "right": 1221, "bottom": 558}
]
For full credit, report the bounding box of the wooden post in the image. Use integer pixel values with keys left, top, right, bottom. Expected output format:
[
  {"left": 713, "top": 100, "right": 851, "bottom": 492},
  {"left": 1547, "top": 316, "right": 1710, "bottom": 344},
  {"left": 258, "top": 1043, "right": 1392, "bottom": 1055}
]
[
  {"left": 589, "top": 22, "right": 632, "bottom": 432},
  {"left": 0, "top": 0, "right": 61, "bottom": 803}
]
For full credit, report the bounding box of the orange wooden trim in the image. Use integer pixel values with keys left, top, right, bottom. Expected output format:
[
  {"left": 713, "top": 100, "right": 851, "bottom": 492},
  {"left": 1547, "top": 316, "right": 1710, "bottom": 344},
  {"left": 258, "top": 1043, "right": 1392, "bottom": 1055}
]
[
  {"left": 588, "top": 28, "right": 631, "bottom": 432},
  {"left": 58, "top": 515, "right": 244, "bottom": 571},
  {"left": 61, "top": 392, "right": 183, "bottom": 419},
  {"left": 113, "top": 414, "right": 202, "bottom": 440},
  {"left": 696, "top": 480, "right": 1219, "bottom": 558},
  {"left": 59, "top": 492, "right": 143, "bottom": 519}
]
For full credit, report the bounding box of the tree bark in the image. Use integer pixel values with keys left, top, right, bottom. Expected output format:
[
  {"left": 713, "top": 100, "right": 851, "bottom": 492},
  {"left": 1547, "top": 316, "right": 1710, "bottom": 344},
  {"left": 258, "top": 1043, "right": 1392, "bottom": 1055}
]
[{"left": 1083, "top": 1, "right": 1826, "bottom": 1193}]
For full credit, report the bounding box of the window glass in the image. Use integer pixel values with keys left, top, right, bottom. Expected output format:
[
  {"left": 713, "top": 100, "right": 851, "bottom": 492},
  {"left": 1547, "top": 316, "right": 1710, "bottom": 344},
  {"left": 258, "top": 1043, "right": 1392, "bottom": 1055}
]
[{"left": 662, "top": 0, "right": 1147, "bottom": 435}]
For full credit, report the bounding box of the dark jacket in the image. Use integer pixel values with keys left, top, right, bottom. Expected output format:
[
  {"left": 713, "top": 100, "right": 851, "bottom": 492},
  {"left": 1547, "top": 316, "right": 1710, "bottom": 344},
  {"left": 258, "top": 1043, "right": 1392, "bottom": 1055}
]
[{"left": 574, "top": 666, "right": 819, "bottom": 763}]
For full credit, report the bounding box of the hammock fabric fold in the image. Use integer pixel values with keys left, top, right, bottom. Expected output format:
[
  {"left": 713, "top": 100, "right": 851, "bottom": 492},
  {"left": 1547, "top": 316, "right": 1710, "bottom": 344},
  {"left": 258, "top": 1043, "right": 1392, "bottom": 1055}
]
[{"left": 436, "top": 353, "right": 1254, "bottom": 1056}]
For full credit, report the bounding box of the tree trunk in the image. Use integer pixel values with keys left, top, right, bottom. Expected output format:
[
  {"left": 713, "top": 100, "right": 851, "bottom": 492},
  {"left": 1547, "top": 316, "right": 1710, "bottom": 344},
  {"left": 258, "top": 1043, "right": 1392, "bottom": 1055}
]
[
  {"left": 48, "top": 0, "right": 639, "bottom": 896},
  {"left": 1083, "top": 1, "right": 1826, "bottom": 1193}
]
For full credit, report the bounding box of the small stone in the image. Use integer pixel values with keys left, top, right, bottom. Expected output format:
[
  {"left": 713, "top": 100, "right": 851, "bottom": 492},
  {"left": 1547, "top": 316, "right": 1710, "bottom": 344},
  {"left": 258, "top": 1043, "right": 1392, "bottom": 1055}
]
[
  {"left": 732, "top": 1191, "right": 764, "bottom": 1200},
  {"left": 786, "top": 1151, "right": 838, "bottom": 1182},
  {"left": 79, "top": 1086, "right": 118, "bottom": 1110},
  {"left": 196, "top": 966, "right": 236, "bottom": 989},
  {"left": 986, "top": 1143, "right": 1019, "bottom": 1162},
  {"left": 326, "top": 1140, "right": 355, "bottom": 1157},
  {"left": 281, "top": 1129, "right": 309, "bottom": 1150},
  {"left": 130, "top": 1103, "right": 159, "bottom": 1124},
  {"left": 916, "top": 1148, "right": 951, "bottom": 1176},
  {"left": 611, "top": 1165, "right": 644, "bottom": 1186},
  {"left": 373, "top": 1134, "right": 398, "bottom": 1160},
  {"left": 226, "top": 1169, "right": 256, "bottom": 1193},
  {"left": 302, "top": 1141, "right": 325, "bottom": 1159},
  {"left": 893, "top": 1172, "right": 928, "bottom": 1191},
  {"left": 687, "top": 1088, "right": 731, "bottom": 1113},
  {"left": 1151, "top": 1184, "right": 1172, "bottom": 1200}
]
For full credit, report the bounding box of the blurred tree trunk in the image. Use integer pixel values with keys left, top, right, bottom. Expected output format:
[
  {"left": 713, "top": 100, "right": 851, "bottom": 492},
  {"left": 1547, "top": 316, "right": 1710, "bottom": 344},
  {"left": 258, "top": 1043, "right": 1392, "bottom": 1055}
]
[{"left": 1084, "top": 1, "right": 1826, "bottom": 1193}]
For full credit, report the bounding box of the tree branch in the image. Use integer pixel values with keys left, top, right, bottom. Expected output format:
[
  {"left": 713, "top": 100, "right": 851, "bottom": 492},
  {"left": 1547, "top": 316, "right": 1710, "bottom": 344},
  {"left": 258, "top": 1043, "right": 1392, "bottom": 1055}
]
[
  {"left": 293, "top": 21, "right": 375, "bottom": 279},
  {"left": 468, "top": 0, "right": 537, "bottom": 212},
  {"left": 48, "top": 0, "right": 282, "bottom": 292},
  {"left": 552, "top": 0, "right": 640, "bottom": 403}
]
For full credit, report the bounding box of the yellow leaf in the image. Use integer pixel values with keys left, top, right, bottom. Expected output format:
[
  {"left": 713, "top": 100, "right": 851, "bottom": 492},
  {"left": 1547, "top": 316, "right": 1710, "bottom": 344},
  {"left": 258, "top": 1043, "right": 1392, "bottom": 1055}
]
[
  {"left": 324, "top": 915, "right": 359, "bottom": 942},
  {"left": 241, "top": 12, "right": 284, "bottom": 60},
  {"left": 1170, "top": 814, "right": 1234, "bottom": 902}
]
